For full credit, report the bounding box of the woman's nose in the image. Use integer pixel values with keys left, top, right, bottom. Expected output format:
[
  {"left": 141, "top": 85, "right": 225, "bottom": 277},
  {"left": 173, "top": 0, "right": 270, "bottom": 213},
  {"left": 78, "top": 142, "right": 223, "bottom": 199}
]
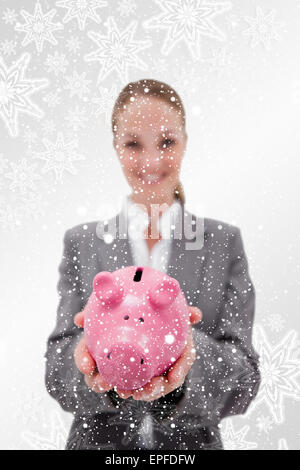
[{"left": 139, "top": 155, "right": 163, "bottom": 173}]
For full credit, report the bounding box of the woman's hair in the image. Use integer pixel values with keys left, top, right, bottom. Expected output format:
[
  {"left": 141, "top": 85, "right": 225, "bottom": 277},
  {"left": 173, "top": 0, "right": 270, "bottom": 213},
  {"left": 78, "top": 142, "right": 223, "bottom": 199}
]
[{"left": 111, "top": 78, "right": 186, "bottom": 206}]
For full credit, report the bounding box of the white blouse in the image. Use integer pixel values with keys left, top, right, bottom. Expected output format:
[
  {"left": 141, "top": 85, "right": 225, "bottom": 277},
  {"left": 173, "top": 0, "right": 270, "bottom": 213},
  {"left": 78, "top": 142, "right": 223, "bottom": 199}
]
[
  {"left": 120, "top": 193, "right": 182, "bottom": 273},
  {"left": 119, "top": 193, "right": 183, "bottom": 448}
]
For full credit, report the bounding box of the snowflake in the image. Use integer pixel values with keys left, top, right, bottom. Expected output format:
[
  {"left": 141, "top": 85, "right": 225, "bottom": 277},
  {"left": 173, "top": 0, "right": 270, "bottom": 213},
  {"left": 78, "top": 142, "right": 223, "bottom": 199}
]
[
  {"left": 65, "top": 105, "right": 89, "bottom": 132},
  {"left": 142, "top": 0, "right": 232, "bottom": 60},
  {"left": 0, "top": 203, "right": 22, "bottom": 230},
  {"left": 22, "top": 410, "right": 68, "bottom": 450},
  {"left": 205, "top": 45, "right": 234, "bottom": 76},
  {"left": 21, "top": 190, "right": 45, "bottom": 219},
  {"left": 2, "top": 8, "right": 18, "bottom": 25},
  {"left": 23, "top": 128, "right": 38, "bottom": 146},
  {"left": 247, "top": 324, "right": 300, "bottom": 424},
  {"left": 66, "top": 35, "right": 81, "bottom": 54},
  {"left": 33, "top": 132, "right": 84, "bottom": 183},
  {"left": 256, "top": 415, "right": 273, "bottom": 434},
  {"left": 45, "top": 51, "right": 69, "bottom": 76},
  {"left": 5, "top": 158, "right": 40, "bottom": 194},
  {"left": 15, "top": 1, "right": 63, "bottom": 54},
  {"left": 64, "top": 71, "right": 91, "bottom": 100},
  {"left": 243, "top": 6, "right": 285, "bottom": 51},
  {"left": 117, "top": 0, "right": 137, "bottom": 18},
  {"left": 0, "top": 39, "right": 17, "bottom": 57},
  {"left": 43, "top": 90, "right": 61, "bottom": 108},
  {"left": 264, "top": 313, "right": 286, "bottom": 333},
  {"left": 56, "top": 0, "right": 107, "bottom": 30},
  {"left": 221, "top": 419, "right": 257, "bottom": 450},
  {"left": 0, "top": 153, "right": 9, "bottom": 175},
  {"left": 84, "top": 16, "right": 152, "bottom": 84},
  {"left": 91, "top": 83, "right": 118, "bottom": 125},
  {"left": 0, "top": 53, "right": 49, "bottom": 137}
]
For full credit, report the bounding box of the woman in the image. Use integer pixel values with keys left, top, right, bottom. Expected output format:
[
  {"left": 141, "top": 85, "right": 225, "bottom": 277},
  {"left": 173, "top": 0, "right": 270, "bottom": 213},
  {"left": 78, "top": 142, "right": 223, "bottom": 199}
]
[{"left": 45, "top": 79, "right": 261, "bottom": 450}]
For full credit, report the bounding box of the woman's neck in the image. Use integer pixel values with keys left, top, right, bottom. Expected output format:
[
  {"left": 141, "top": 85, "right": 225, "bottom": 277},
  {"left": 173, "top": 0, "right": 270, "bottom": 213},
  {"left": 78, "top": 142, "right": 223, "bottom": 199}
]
[{"left": 130, "top": 192, "right": 176, "bottom": 217}]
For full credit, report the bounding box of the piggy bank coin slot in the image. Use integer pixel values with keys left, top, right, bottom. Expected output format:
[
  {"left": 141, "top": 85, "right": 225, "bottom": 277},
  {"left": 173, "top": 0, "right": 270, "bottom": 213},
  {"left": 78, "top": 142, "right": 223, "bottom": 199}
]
[{"left": 133, "top": 267, "right": 143, "bottom": 282}]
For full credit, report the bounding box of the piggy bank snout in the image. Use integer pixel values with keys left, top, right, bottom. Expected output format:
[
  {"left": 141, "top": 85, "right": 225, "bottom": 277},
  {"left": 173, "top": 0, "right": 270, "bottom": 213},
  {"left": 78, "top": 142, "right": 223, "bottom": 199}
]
[{"left": 99, "top": 343, "right": 153, "bottom": 390}]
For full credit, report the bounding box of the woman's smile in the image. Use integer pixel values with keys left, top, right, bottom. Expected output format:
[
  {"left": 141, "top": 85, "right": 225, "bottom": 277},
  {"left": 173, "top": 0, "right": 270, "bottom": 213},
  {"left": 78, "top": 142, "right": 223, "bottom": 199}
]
[{"left": 137, "top": 171, "right": 168, "bottom": 184}]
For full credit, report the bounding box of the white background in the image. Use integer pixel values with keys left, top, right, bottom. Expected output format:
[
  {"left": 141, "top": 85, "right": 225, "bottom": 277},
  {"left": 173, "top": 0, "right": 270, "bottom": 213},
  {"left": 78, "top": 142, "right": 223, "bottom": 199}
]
[{"left": 0, "top": 0, "right": 299, "bottom": 449}]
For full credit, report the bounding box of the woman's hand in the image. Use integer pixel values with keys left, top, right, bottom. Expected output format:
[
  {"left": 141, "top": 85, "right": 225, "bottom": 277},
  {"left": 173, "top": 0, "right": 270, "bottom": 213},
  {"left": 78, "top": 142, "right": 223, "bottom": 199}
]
[
  {"left": 73, "top": 311, "right": 114, "bottom": 393},
  {"left": 120, "top": 306, "right": 202, "bottom": 402},
  {"left": 73, "top": 306, "right": 202, "bottom": 401}
]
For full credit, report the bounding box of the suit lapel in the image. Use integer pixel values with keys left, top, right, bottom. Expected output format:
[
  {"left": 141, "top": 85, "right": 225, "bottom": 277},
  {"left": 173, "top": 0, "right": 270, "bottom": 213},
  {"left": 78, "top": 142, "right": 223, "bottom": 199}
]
[{"left": 95, "top": 206, "right": 208, "bottom": 291}]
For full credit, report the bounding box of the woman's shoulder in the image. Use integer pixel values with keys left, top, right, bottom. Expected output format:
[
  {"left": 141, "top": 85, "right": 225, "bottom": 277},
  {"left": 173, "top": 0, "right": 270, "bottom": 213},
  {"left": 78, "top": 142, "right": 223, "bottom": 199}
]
[
  {"left": 203, "top": 216, "right": 240, "bottom": 237},
  {"left": 63, "top": 220, "right": 99, "bottom": 242}
]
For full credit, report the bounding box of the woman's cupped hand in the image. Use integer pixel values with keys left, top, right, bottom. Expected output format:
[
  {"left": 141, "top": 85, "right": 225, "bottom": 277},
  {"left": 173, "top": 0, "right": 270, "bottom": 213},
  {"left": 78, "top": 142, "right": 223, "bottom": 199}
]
[{"left": 73, "top": 306, "right": 202, "bottom": 402}]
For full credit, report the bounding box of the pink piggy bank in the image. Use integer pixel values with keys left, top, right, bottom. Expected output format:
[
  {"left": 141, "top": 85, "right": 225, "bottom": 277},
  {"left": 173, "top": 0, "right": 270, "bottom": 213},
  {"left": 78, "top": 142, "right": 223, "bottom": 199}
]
[{"left": 84, "top": 265, "right": 190, "bottom": 390}]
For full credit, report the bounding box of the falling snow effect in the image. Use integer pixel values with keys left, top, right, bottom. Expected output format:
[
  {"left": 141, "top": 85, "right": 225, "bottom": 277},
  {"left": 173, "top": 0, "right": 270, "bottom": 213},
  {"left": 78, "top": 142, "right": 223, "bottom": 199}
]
[{"left": 0, "top": 0, "right": 299, "bottom": 452}]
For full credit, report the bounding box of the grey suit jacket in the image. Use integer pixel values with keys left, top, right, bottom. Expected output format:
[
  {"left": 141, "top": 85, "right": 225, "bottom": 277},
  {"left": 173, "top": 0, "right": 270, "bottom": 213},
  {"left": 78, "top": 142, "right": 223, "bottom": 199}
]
[{"left": 44, "top": 206, "right": 261, "bottom": 450}]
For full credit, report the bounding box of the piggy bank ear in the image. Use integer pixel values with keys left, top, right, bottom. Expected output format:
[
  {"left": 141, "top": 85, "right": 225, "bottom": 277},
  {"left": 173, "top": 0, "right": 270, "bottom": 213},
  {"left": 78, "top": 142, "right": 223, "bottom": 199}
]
[
  {"left": 93, "top": 272, "right": 124, "bottom": 306},
  {"left": 149, "top": 278, "right": 180, "bottom": 309}
]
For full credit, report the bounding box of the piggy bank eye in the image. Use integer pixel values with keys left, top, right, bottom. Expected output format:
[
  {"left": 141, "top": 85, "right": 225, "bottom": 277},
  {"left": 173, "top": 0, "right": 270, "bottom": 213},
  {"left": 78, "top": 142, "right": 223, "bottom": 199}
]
[
  {"left": 124, "top": 315, "right": 129, "bottom": 320},
  {"left": 138, "top": 317, "right": 144, "bottom": 323}
]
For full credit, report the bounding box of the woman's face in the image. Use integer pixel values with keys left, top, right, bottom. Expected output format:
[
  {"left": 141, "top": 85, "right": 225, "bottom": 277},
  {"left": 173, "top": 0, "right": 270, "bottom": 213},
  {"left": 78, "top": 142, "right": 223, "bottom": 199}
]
[{"left": 113, "top": 95, "right": 187, "bottom": 204}]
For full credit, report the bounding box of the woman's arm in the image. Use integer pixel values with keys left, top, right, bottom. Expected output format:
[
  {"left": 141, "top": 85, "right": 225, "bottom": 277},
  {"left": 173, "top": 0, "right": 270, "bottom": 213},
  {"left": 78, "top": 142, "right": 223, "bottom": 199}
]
[
  {"left": 44, "top": 229, "right": 118, "bottom": 417},
  {"left": 165, "top": 226, "right": 261, "bottom": 425},
  {"left": 130, "top": 226, "right": 261, "bottom": 426}
]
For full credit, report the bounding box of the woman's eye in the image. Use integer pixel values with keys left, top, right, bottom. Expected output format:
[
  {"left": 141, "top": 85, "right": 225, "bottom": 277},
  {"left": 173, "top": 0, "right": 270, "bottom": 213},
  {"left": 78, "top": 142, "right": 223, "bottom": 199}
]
[
  {"left": 125, "top": 141, "right": 138, "bottom": 147},
  {"left": 162, "top": 139, "right": 175, "bottom": 148}
]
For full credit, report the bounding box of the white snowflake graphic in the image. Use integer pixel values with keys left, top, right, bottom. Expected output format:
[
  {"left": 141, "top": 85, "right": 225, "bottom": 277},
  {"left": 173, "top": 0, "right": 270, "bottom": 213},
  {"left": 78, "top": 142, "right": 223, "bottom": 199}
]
[
  {"left": 64, "top": 71, "right": 91, "bottom": 99},
  {"left": 43, "top": 90, "right": 61, "bottom": 108},
  {"left": 21, "top": 190, "right": 45, "bottom": 220},
  {"left": 243, "top": 6, "right": 285, "bottom": 51},
  {"left": 2, "top": 8, "right": 18, "bottom": 25},
  {"left": 65, "top": 104, "right": 89, "bottom": 132},
  {"left": 0, "top": 202, "right": 22, "bottom": 230},
  {"left": 23, "top": 127, "right": 38, "bottom": 146},
  {"left": 84, "top": 16, "right": 152, "bottom": 84},
  {"left": 22, "top": 410, "right": 68, "bottom": 450},
  {"left": 248, "top": 325, "right": 300, "bottom": 424},
  {"left": 91, "top": 83, "right": 118, "bottom": 125},
  {"left": 33, "top": 132, "right": 84, "bottom": 183},
  {"left": 205, "top": 45, "right": 234, "bottom": 76},
  {"left": 66, "top": 35, "right": 81, "bottom": 54},
  {"left": 256, "top": 415, "right": 273, "bottom": 434},
  {"left": 0, "top": 153, "right": 9, "bottom": 175},
  {"left": 5, "top": 158, "right": 40, "bottom": 194},
  {"left": 45, "top": 51, "right": 69, "bottom": 76},
  {"left": 0, "top": 39, "right": 17, "bottom": 57},
  {"left": 15, "top": 1, "right": 63, "bottom": 54},
  {"left": 142, "top": 0, "right": 232, "bottom": 60},
  {"left": 221, "top": 419, "right": 257, "bottom": 450},
  {"left": 264, "top": 313, "right": 286, "bottom": 333},
  {"left": 117, "top": 0, "right": 137, "bottom": 18},
  {"left": 56, "top": 0, "right": 107, "bottom": 31},
  {"left": 0, "top": 52, "right": 49, "bottom": 137}
]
